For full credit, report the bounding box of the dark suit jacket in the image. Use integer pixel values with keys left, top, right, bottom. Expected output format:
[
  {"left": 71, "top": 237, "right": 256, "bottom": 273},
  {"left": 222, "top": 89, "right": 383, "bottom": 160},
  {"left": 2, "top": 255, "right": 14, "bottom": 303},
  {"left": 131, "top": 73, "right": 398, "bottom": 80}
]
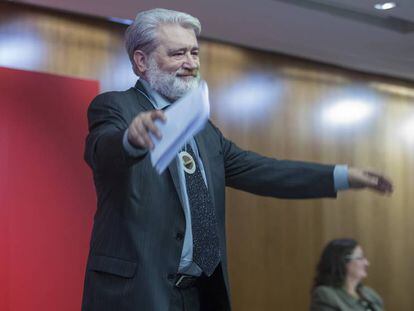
[
  {"left": 81, "top": 81, "right": 337, "bottom": 311},
  {"left": 310, "top": 285, "right": 384, "bottom": 311}
]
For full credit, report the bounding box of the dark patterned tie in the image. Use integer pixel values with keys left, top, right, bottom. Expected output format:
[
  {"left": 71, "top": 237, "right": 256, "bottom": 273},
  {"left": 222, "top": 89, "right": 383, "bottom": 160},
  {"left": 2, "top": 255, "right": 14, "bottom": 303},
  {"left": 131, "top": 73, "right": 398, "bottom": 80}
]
[{"left": 184, "top": 143, "right": 220, "bottom": 276}]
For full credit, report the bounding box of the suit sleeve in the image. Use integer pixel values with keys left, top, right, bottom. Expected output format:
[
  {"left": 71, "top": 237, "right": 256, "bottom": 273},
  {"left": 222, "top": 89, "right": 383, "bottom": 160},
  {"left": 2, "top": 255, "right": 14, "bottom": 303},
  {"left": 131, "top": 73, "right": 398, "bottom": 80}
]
[
  {"left": 84, "top": 92, "right": 148, "bottom": 174},
  {"left": 210, "top": 122, "right": 337, "bottom": 199}
]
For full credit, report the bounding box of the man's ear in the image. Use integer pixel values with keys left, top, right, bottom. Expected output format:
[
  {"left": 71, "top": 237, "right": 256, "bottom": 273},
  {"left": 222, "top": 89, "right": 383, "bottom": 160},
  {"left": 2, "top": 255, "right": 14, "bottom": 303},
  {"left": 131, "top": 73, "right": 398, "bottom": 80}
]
[{"left": 133, "top": 50, "right": 147, "bottom": 74}]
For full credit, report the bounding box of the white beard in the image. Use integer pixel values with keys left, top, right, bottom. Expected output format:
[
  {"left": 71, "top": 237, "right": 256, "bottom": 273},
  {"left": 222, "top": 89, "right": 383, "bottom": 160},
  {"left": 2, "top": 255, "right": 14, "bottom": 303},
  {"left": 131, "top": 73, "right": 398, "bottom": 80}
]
[{"left": 145, "top": 56, "right": 200, "bottom": 101}]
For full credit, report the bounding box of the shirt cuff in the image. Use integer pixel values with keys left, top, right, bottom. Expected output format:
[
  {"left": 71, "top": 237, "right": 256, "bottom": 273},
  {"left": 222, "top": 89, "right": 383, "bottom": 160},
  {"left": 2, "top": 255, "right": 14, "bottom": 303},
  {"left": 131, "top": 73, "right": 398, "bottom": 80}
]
[
  {"left": 333, "top": 165, "right": 349, "bottom": 191},
  {"left": 122, "top": 129, "right": 146, "bottom": 157}
]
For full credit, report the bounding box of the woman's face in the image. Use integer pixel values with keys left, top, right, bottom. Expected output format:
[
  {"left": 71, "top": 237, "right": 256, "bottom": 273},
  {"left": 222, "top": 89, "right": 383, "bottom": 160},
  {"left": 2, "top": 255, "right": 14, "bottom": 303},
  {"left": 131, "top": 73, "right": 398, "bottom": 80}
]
[{"left": 346, "top": 245, "right": 370, "bottom": 282}]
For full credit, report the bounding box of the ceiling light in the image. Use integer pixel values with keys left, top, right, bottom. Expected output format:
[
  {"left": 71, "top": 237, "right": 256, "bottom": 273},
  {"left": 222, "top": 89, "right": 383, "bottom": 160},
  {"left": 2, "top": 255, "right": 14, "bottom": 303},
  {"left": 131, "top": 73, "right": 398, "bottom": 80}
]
[
  {"left": 0, "top": 36, "right": 44, "bottom": 69},
  {"left": 400, "top": 117, "right": 414, "bottom": 144},
  {"left": 322, "top": 99, "right": 374, "bottom": 125},
  {"left": 217, "top": 74, "right": 282, "bottom": 118},
  {"left": 374, "top": 2, "right": 397, "bottom": 10}
]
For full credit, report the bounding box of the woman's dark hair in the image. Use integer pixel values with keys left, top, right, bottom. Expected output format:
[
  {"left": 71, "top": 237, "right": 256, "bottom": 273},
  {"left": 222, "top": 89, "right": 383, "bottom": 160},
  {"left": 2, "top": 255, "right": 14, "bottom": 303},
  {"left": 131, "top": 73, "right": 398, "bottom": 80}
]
[{"left": 312, "top": 238, "right": 358, "bottom": 290}]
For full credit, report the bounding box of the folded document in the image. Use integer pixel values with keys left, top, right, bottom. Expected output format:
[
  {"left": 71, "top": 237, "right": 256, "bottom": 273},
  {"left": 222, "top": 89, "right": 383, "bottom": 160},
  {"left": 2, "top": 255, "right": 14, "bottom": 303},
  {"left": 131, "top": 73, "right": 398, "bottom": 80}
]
[{"left": 150, "top": 80, "right": 210, "bottom": 174}]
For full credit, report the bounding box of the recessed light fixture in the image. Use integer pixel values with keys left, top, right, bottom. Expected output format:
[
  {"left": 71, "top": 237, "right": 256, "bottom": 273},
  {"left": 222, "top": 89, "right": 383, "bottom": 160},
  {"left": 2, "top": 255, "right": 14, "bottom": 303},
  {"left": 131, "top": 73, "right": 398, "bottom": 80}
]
[
  {"left": 322, "top": 99, "right": 374, "bottom": 125},
  {"left": 400, "top": 116, "right": 414, "bottom": 144},
  {"left": 374, "top": 2, "right": 397, "bottom": 10}
]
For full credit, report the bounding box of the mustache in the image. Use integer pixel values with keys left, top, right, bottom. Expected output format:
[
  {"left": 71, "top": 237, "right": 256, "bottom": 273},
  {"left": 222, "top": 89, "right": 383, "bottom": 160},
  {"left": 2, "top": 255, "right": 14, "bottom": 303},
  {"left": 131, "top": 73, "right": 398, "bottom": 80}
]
[{"left": 176, "top": 68, "right": 199, "bottom": 77}]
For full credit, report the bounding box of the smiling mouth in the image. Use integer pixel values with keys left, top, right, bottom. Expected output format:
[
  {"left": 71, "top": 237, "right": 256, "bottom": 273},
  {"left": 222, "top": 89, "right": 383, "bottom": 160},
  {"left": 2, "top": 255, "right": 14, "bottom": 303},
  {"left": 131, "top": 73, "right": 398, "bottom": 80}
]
[
  {"left": 176, "top": 69, "right": 199, "bottom": 78},
  {"left": 177, "top": 74, "right": 197, "bottom": 79}
]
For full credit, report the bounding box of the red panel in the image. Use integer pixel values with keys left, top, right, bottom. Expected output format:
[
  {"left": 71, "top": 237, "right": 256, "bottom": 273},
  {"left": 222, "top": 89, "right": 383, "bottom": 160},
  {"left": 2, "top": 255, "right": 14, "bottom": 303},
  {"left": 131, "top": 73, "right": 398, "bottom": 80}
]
[{"left": 0, "top": 67, "right": 99, "bottom": 311}]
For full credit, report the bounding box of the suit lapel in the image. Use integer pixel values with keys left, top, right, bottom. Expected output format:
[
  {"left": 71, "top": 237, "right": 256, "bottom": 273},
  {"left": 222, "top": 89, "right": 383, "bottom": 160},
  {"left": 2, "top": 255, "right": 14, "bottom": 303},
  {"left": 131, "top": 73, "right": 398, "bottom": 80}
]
[
  {"left": 335, "top": 288, "right": 360, "bottom": 308},
  {"left": 134, "top": 79, "right": 186, "bottom": 208},
  {"left": 133, "top": 80, "right": 154, "bottom": 111}
]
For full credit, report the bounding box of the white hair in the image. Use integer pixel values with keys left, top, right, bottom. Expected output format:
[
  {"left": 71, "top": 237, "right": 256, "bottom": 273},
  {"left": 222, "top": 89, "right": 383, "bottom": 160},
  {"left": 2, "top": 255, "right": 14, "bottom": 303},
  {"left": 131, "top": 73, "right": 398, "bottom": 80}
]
[{"left": 125, "top": 8, "right": 201, "bottom": 75}]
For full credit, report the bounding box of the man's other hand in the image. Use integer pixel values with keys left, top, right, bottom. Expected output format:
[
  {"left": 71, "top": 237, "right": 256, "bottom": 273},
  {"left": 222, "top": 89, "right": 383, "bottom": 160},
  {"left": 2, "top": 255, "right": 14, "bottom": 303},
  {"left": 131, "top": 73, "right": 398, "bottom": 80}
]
[
  {"left": 348, "top": 167, "right": 393, "bottom": 195},
  {"left": 127, "top": 110, "right": 166, "bottom": 150}
]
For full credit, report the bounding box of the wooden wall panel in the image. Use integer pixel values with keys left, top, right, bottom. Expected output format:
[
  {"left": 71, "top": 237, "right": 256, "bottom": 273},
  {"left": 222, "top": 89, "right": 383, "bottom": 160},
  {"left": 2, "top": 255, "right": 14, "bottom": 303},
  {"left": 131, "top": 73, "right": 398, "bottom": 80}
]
[{"left": 1, "top": 2, "right": 414, "bottom": 310}]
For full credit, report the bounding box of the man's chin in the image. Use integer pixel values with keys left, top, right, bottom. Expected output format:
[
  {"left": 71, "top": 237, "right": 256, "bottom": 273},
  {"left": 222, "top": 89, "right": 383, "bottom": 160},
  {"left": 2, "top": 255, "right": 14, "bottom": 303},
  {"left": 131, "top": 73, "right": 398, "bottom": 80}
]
[{"left": 152, "top": 75, "right": 200, "bottom": 101}]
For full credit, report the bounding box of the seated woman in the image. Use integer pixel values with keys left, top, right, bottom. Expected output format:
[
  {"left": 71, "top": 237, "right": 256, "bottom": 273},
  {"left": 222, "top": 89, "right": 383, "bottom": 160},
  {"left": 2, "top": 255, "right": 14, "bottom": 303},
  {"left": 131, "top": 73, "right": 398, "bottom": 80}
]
[{"left": 310, "top": 238, "right": 384, "bottom": 311}]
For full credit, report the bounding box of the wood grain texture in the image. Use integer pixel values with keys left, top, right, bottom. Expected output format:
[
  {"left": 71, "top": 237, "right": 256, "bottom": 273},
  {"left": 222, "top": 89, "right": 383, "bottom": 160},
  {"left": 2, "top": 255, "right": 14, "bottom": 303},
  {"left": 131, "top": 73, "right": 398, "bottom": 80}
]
[{"left": 1, "top": 2, "right": 413, "bottom": 310}]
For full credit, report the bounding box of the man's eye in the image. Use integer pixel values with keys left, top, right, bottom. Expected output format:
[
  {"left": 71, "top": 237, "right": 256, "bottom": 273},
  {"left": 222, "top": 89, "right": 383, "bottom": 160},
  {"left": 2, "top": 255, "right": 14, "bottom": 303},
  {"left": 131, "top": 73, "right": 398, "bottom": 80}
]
[{"left": 173, "top": 52, "right": 185, "bottom": 56}]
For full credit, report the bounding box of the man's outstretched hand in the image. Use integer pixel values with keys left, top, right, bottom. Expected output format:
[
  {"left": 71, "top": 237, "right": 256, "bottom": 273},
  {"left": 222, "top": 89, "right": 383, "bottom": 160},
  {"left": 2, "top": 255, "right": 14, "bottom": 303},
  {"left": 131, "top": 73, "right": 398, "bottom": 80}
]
[
  {"left": 127, "top": 110, "right": 166, "bottom": 150},
  {"left": 348, "top": 167, "right": 393, "bottom": 194}
]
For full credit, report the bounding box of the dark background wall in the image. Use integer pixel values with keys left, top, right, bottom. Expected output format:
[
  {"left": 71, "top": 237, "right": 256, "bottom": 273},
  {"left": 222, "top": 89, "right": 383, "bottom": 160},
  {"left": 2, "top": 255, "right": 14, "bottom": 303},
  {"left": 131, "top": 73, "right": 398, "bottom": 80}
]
[{"left": 1, "top": 2, "right": 414, "bottom": 310}]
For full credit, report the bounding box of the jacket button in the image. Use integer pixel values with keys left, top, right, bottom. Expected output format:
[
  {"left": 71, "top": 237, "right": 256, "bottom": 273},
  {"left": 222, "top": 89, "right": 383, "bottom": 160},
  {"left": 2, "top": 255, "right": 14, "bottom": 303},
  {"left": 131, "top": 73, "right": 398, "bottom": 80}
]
[{"left": 175, "top": 232, "right": 184, "bottom": 241}]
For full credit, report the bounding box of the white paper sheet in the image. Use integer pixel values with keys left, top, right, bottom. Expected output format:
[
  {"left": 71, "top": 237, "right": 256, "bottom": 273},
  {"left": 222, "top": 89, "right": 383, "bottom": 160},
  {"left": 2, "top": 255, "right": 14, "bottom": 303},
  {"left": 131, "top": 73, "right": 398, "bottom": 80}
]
[{"left": 149, "top": 80, "right": 210, "bottom": 174}]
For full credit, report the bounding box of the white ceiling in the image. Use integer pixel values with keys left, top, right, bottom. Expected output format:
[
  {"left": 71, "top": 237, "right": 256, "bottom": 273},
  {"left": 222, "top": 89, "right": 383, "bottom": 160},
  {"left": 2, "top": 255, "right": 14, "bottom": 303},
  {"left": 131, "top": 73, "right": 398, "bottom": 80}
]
[{"left": 14, "top": 0, "right": 414, "bottom": 82}]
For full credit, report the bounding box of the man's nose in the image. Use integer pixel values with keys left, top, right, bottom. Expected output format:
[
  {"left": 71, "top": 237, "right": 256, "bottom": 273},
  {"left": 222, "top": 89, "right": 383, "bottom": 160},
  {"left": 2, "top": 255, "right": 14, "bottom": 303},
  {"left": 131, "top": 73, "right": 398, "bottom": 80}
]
[{"left": 182, "top": 53, "right": 198, "bottom": 69}]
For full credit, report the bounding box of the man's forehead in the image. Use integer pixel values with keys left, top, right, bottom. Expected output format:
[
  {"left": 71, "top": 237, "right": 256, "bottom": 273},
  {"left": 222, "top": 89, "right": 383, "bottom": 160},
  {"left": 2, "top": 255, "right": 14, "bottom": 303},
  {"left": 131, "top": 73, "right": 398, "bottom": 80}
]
[{"left": 156, "top": 24, "right": 198, "bottom": 49}]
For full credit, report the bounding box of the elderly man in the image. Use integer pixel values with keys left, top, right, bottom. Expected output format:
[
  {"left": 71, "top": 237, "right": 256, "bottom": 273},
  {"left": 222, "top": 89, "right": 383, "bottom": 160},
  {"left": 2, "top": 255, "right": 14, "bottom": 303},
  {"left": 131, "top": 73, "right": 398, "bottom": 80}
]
[{"left": 82, "top": 8, "right": 392, "bottom": 311}]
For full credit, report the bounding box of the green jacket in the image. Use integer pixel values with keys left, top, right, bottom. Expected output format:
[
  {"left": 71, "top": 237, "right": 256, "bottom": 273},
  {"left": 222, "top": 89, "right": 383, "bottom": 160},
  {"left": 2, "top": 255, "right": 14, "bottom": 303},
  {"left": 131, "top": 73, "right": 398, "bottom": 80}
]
[{"left": 310, "top": 285, "right": 384, "bottom": 311}]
